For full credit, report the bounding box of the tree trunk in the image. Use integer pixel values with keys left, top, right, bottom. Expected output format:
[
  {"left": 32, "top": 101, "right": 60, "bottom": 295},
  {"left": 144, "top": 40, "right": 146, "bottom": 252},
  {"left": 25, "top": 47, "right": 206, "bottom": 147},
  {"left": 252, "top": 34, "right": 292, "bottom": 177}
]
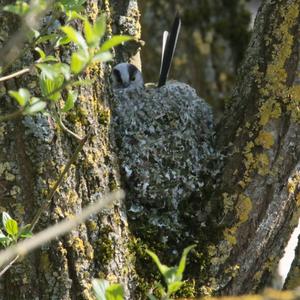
[
  {"left": 1, "top": 0, "right": 300, "bottom": 299},
  {"left": 0, "top": 1, "right": 141, "bottom": 299},
  {"left": 210, "top": 0, "right": 300, "bottom": 295}
]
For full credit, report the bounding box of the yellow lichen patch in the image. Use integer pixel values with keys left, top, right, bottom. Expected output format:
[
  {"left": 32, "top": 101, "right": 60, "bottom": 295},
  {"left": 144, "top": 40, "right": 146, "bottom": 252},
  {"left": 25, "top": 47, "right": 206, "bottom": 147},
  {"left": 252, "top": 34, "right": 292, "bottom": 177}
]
[
  {"left": 255, "top": 131, "right": 274, "bottom": 149},
  {"left": 263, "top": 289, "right": 296, "bottom": 300},
  {"left": 66, "top": 189, "right": 79, "bottom": 205},
  {"left": 257, "top": 2, "right": 300, "bottom": 126},
  {"left": 287, "top": 173, "right": 300, "bottom": 194},
  {"left": 287, "top": 85, "right": 300, "bottom": 121},
  {"left": 238, "top": 180, "right": 246, "bottom": 189},
  {"left": 224, "top": 264, "right": 240, "bottom": 278},
  {"left": 207, "top": 245, "right": 217, "bottom": 256},
  {"left": 223, "top": 227, "right": 237, "bottom": 246},
  {"left": 40, "top": 252, "right": 51, "bottom": 272},
  {"left": 107, "top": 274, "right": 119, "bottom": 284},
  {"left": 253, "top": 270, "right": 263, "bottom": 282},
  {"left": 71, "top": 237, "right": 85, "bottom": 255},
  {"left": 255, "top": 153, "right": 270, "bottom": 176},
  {"left": 86, "top": 220, "right": 97, "bottom": 231},
  {"left": 5, "top": 172, "right": 15, "bottom": 181},
  {"left": 236, "top": 195, "right": 252, "bottom": 224},
  {"left": 243, "top": 141, "right": 255, "bottom": 170},
  {"left": 258, "top": 100, "right": 281, "bottom": 126},
  {"left": 222, "top": 193, "right": 235, "bottom": 215},
  {"left": 296, "top": 193, "right": 300, "bottom": 207},
  {"left": 85, "top": 242, "right": 94, "bottom": 261}
]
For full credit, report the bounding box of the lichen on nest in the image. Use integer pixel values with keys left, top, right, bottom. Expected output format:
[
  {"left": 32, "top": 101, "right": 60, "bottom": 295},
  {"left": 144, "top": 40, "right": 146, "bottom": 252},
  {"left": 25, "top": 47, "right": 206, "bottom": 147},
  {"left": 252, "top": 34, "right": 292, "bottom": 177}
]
[{"left": 112, "top": 81, "right": 215, "bottom": 238}]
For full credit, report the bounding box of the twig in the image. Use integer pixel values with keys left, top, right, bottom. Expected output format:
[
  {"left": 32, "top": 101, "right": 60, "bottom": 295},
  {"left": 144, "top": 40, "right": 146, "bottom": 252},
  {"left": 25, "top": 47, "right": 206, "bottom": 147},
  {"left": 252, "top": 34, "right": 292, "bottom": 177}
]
[
  {"left": 0, "top": 68, "right": 31, "bottom": 82},
  {"left": 30, "top": 129, "right": 91, "bottom": 231},
  {"left": 0, "top": 189, "right": 125, "bottom": 269},
  {"left": 0, "top": 256, "right": 19, "bottom": 277},
  {"left": 0, "top": 130, "right": 91, "bottom": 276},
  {"left": 0, "top": 108, "right": 24, "bottom": 122},
  {"left": 58, "top": 112, "right": 82, "bottom": 140}
]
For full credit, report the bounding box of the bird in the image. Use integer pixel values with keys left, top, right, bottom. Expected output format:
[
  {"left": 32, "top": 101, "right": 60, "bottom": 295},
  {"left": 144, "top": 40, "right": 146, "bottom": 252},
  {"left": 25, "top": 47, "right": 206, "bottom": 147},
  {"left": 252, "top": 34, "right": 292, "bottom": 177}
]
[
  {"left": 111, "top": 14, "right": 215, "bottom": 241},
  {"left": 111, "top": 62, "right": 144, "bottom": 90},
  {"left": 111, "top": 14, "right": 181, "bottom": 89}
]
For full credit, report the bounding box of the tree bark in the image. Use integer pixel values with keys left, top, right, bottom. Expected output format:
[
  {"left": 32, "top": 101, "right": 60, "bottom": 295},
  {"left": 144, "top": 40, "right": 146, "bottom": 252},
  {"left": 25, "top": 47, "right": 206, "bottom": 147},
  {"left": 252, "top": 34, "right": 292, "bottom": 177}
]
[
  {"left": 210, "top": 0, "right": 300, "bottom": 295},
  {"left": 1, "top": 0, "right": 300, "bottom": 299},
  {"left": 0, "top": 1, "right": 140, "bottom": 299}
]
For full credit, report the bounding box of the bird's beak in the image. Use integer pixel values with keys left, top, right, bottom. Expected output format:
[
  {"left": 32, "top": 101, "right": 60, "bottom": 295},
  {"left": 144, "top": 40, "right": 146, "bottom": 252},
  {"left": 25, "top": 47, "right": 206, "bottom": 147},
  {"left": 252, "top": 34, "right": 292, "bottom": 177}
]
[{"left": 122, "top": 81, "right": 130, "bottom": 88}]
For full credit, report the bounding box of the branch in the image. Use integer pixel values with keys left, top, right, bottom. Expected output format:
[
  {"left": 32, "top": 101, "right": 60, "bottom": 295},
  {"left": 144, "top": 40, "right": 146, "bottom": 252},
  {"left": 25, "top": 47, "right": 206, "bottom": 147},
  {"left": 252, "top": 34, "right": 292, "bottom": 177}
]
[
  {"left": 0, "top": 189, "right": 125, "bottom": 269},
  {"left": 30, "top": 129, "right": 91, "bottom": 231},
  {"left": 0, "top": 67, "right": 31, "bottom": 82},
  {"left": 0, "top": 108, "right": 24, "bottom": 122}
]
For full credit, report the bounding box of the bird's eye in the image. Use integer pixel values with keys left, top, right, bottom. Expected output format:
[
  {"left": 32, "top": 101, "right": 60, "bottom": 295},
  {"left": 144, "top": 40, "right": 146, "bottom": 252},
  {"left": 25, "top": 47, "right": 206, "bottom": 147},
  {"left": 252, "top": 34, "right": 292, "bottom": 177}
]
[
  {"left": 113, "top": 69, "right": 122, "bottom": 83},
  {"left": 131, "top": 75, "right": 136, "bottom": 81}
]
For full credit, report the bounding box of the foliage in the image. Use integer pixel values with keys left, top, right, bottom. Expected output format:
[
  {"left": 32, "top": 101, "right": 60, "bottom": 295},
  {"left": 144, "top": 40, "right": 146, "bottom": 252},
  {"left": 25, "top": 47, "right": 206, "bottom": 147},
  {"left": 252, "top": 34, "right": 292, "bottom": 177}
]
[
  {"left": 92, "top": 279, "right": 124, "bottom": 300},
  {"left": 146, "top": 245, "right": 196, "bottom": 299},
  {"left": 0, "top": 212, "right": 32, "bottom": 248},
  {"left": 92, "top": 245, "right": 195, "bottom": 300},
  {"left": 1, "top": 0, "right": 132, "bottom": 129}
]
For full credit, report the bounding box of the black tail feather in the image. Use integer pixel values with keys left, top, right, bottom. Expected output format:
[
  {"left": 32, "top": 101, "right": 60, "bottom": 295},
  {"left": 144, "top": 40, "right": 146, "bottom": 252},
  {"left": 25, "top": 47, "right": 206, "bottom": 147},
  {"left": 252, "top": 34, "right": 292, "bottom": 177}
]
[{"left": 158, "top": 13, "right": 181, "bottom": 87}]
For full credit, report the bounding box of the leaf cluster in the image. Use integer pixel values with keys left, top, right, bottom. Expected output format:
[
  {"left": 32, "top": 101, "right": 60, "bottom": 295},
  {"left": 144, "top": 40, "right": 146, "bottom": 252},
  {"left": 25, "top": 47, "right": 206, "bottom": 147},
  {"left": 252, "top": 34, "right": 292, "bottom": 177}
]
[
  {"left": 2, "top": 0, "right": 132, "bottom": 120},
  {"left": 0, "top": 212, "right": 32, "bottom": 248},
  {"left": 92, "top": 245, "right": 196, "bottom": 300}
]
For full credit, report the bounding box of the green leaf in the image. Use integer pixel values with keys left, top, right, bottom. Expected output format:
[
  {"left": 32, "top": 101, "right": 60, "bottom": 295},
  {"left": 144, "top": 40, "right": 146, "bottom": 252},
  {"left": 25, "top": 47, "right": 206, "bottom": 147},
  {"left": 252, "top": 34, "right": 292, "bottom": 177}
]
[
  {"left": 93, "top": 15, "right": 106, "bottom": 40},
  {"left": 9, "top": 88, "right": 30, "bottom": 106},
  {"left": 163, "top": 266, "right": 179, "bottom": 285},
  {"left": 36, "top": 63, "right": 57, "bottom": 80},
  {"left": 25, "top": 101, "right": 47, "bottom": 114},
  {"left": 35, "top": 47, "right": 46, "bottom": 60},
  {"left": 40, "top": 74, "right": 64, "bottom": 101},
  {"left": 100, "top": 35, "right": 133, "bottom": 52},
  {"left": 61, "top": 26, "right": 87, "bottom": 50},
  {"left": 92, "top": 51, "right": 112, "bottom": 63},
  {"left": 84, "top": 19, "right": 94, "bottom": 46},
  {"left": 55, "top": 36, "right": 71, "bottom": 47},
  {"left": 106, "top": 284, "right": 124, "bottom": 300},
  {"left": 3, "top": 1, "right": 29, "bottom": 16},
  {"left": 66, "top": 10, "right": 85, "bottom": 21},
  {"left": 176, "top": 244, "right": 196, "bottom": 278},
  {"left": 84, "top": 15, "right": 106, "bottom": 47},
  {"left": 0, "top": 235, "right": 12, "bottom": 247},
  {"left": 62, "top": 90, "right": 78, "bottom": 112},
  {"left": 5, "top": 219, "right": 18, "bottom": 237},
  {"left": 167, "top": 281, "right": 184, "bottom": 296},
  {"left": 41, "top": 56, "right": 58, "bottom": 63},
  {"left": 92, "top": 279, "right": 109, "bottom": 300},
  {"left": 146, "top": 249, "right": 170, "bottom": 277},
  {"left": 32, "top": 29, "right": 40, "bottom": 39},
  {"left": 71, "top": 51, "right": 88, "bottom": 74},
  {"left": 35, "top": 33, "right": 57, "bottom": 45},
  {"left": 2, "top": 212, "right": 12, "bottom": 228},
  {"left": 37, "top": 63, "right": 69, "bottom": 80},
  {"left": 19, "top": 224, "right": 33, "bottom": 238}
]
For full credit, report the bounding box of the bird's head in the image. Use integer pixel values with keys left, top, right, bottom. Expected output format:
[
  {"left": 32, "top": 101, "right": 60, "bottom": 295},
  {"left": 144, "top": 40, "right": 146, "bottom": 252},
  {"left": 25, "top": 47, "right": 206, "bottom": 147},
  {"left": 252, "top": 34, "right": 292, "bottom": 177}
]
[{"left": 112, "top": 63, "right": 144, "bottom": 90}]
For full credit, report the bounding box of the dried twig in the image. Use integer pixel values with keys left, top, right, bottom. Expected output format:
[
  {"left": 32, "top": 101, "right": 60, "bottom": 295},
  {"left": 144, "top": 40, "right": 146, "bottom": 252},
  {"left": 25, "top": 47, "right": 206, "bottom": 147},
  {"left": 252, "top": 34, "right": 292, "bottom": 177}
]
[
  {"left": 0, "top": 190, "right": 125, "bottom": 269},
  {"left": 0, "top": 67, "right": 31, "bottom": 82}
]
